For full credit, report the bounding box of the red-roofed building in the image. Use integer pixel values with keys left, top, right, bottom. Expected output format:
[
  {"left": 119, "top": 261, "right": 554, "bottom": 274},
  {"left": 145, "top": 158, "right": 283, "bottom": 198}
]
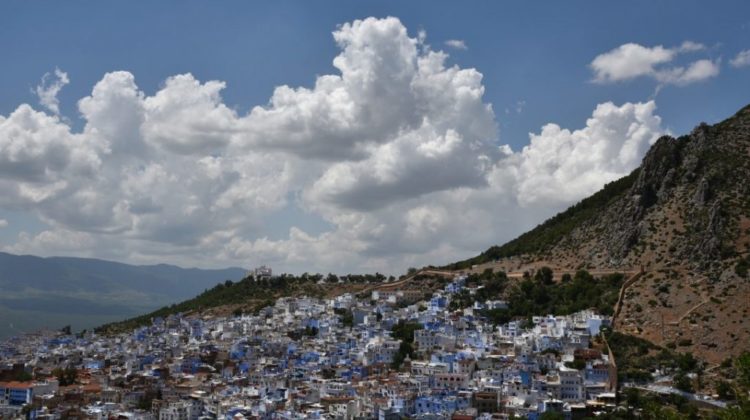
[{"left": 0, "top": 381, "right": 34, "bottom": 406}]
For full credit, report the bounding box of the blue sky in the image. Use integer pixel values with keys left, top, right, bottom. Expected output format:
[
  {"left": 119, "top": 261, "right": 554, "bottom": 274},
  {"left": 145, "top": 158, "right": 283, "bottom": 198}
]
[{"left": 0, "top": 1, "right": 748, "bottom": 273}]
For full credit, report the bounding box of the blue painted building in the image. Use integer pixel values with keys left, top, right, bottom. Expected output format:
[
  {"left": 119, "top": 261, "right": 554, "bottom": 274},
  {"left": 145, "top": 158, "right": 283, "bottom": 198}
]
[{"left": 0, "top": 382, "right": 33, "bottom": 406}]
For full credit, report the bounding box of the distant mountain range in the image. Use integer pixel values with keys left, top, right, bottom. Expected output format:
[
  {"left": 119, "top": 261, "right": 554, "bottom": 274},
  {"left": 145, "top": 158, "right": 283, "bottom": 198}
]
[{"left": 0, "top": 252, "right": 246, "bottom": 339}]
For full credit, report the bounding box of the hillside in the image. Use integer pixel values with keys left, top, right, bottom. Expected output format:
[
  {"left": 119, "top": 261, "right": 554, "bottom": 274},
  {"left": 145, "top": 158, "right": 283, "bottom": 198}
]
[
  {"left": 94, "top": 272, "right": 411, "bottom": 334},
  {"left": 450, "top": 104, "right": 750, "bottom": 363},
  {"left": 0, "top": 252, "right": 246, "bottom": 339}
]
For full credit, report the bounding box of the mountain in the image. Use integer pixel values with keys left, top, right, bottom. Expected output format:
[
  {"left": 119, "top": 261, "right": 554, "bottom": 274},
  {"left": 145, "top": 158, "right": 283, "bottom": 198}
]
[
  {"left": 449, "top": 104, "right": 750, "bottom": 363},
  {"left": 0, "top": 252, "right": 246, "bottom": 339}
]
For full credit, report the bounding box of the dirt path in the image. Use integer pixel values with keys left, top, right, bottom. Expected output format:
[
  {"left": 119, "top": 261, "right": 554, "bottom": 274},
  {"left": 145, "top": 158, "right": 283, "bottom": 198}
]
[
  {"left": 677, "top": 299, "right": 710, "bottom": 324},
  {"left": 363, "top": 269, "right": 456, "bottom": 293},
  {"left": 611, "top": 270, "right": 645, "bottom": 329}
]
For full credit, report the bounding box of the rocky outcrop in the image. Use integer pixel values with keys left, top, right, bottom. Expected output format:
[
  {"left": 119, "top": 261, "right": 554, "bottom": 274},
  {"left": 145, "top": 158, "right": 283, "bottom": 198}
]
[{"left": 458, "top": 104, "right": 750, "bottom": 361}]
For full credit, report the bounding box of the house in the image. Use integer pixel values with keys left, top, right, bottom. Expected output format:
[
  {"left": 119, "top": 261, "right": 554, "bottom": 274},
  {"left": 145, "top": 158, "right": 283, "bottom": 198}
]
[
  {"left": 253, "top": 265, "right": 273, "bottom": 281},
  {"left": 0, "top": 381, "right": 33, "bottom": 406}
]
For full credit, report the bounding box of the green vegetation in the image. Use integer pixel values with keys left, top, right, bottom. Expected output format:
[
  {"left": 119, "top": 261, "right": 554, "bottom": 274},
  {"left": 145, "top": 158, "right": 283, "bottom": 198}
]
[
  {"left": 538, "top": 412, "right": 565, "bottom": 420},
  {"left": 391, "top": 320, "right": 423, "bottom": 343},
  {"left": 603, "top": 329, "right": 702, "bottom": 385},
  {"left": 446, "top": 170, "right": 639, "bottom": 270},
  {"left": 97, "top": 272, "right": 380, "bottom": 334},
  {"left": 390, "top": 320, "right": 423, "bottom": 369},
  {"left": 334, "top": 308, "right": 354, "bottom": 328},
  {"left": 13, "top": 370, "right": 32, "bottom": 382},
  {"left": 452, "top": 268, "right": 624, "bottom": 324},
  {"left": 597, "top": 389, "right": 700, "bottom": 419},
  {"left": 564, "top": 359, "right": 586, "bottom": 370},
  {"left": 507, "top": 269, "right": 623, "bottom": 317},
  {"left": 737, "top": 351, "right": 750, "bottom": 388},
  {"left": 601, "top": 387, "right": 750, "bottom": 419},
  {"left": 735, "top": 255, "right": 749, "bottom": 278},
  {"left": 52, "top": 367, "right": 78, "bottom": 386}
]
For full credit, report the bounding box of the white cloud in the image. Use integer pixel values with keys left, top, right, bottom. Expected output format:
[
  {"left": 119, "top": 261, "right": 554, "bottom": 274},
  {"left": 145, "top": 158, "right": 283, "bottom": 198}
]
[
  {"left": 655, "top": 59, "right": 721, "bottom": 86},
  {"left": 730, "top": 49, "right": 750, "bottom": 68},
  {"left": 676, "top": 41, "right": 706, "bottom": 53},
  {"left": 0, "top": 17, "right": 667, "bottom": 275},
  {"left": 143, "top": 74, "right": 237, "bottom": 155},
  {"left": 221, "top": 100, "right": 664, "bottom": 273},
  {"left": 78, "top": 71, "right": 146, "bottom": 158},
  {"left": 35, "top": 68, "right": 70, "bottom": 115},
  {"left": 445, "top": 39, "right": 467, "bottom": 50},
  {"left": 590, "top": 41, "right": 718, "bottom": 86},
  {"left": 6, "top": 229, "right": 96, "bottom": 257},
  {"left": 0, "top": 105, "right": 101, "bottom": 186},
  {"left": 591, "top": 43, "right": 675, "bottom": 83},
  {"left": 513, "top": 101, "right": 664, "bottom": 207},
  {"left": 0, "top": 219, "right": 7, "bottom": 228}
]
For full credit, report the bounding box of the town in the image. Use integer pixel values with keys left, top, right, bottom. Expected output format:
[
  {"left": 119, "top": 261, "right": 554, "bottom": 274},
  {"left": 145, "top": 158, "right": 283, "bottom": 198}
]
[{"left": 0, "top": 273, "right": 618, "bottom": 419}]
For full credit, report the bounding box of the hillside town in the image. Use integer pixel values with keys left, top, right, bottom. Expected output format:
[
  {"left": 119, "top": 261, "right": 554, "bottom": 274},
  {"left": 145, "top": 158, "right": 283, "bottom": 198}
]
[{"left": 0, "top": 274, "right": 620, "bottom": 420}]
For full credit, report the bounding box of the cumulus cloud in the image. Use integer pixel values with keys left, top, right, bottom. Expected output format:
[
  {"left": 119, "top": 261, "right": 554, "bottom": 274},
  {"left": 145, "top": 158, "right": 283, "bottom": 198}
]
[
  {"left": 513, "top": 101, "right": 664, "bottom": 206},
  {"left": 0, "top": 17, "right": 667, "bottom": 274},
  {"left": 590, "top": 41, "right": 719, "bottom": 86},
  {"left": 730, "top": 49, "right": 750, "bottom": 68},
  {"left": 654, "top": 59, "right": 720, "bottom": 86},
  {"left": 445, "top": 39, "right": 467, "bottom": 50},
  {"left": 78, "top": 71, "right": 146, "bottom": 157},
  {"left": 220, "top": 100, "right": 664, "bottom": 273},
  {"left": 35, "top": 68, "right": 70, "bottom": 115},
  {"left": 0, "top": 219, "right": 7, "bottom": 228},
  {"left": 0, "top": 105, "right": 101, "bottom": 186},
  {"left": 143, "top": 74, "right": 237, "bottom": 155}
]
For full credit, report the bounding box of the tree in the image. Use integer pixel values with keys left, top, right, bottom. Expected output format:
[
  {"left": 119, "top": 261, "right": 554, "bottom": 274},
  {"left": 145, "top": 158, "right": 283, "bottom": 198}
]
[
  {"left": 539, "top": 411, "right": 564, "bottom": 420},
  {"left": 14, "top": 370, "right": 32, "bottom": 382},
  {"left": 391, "top": 320, "right": 423, "bottom": 343},
  {"left": 736, "top": 351, "right": 750, "bottom": 388},
  {"left": 676, "top": 352, "right": 699, "bottom": 373},
  {"left": 52, "top": 367, "right": 77, "bottom": 386},
  {"left": 624, "top": 388, "right": 641, "bottom": 407},
  {"left": 334, "top": 308, "right": 353, "bottom": 328},
  {"left": 391, "top": 341, "right": 414, "bottom": 370},
  {"left": 673, "top": 372, "right": 693, "bottom": 393},
  {"left": 716, "top": 381, "right": 735, "bottom": 400},
  {"left": 535, "top": 267, "right": 554, "bottom": 285}
]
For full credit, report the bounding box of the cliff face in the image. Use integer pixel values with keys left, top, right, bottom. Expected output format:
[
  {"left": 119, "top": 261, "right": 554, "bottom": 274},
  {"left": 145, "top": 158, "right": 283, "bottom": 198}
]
[
  {"left": 561, "top": 106, "right": 747, "bottom": 266},
  {"left": 463, "top": 104, "right": 750, "bottom": 362}
]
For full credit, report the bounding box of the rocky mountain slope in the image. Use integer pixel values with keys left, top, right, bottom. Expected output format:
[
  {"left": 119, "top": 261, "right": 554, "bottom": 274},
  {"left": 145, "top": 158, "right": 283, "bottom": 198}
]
[{"left": 452, "top": 104, "right": 750, "bottom": 363}]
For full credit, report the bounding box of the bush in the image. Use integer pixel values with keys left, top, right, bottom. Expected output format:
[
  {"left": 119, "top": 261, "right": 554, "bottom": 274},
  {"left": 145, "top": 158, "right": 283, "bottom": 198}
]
[
  {"left": 736, "top": 257, "right": 749, "bottom": 278},
  {"left": 673, "top": 372, "right": 693, "bottom": 393}
]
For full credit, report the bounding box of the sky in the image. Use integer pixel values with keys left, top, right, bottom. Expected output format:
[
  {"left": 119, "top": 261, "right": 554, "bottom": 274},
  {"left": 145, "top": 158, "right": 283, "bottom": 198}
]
[{"left": 0, "top": 1, "right": 749, "bottom": 274}]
